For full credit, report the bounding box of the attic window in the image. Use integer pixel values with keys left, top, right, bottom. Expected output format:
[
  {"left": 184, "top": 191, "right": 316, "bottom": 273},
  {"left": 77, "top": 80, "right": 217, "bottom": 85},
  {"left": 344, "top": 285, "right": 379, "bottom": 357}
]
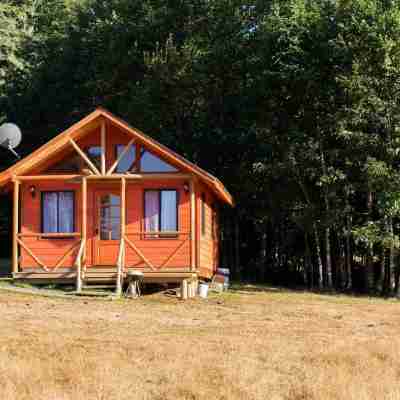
[
  {"left": 141, "top": 150, "right": 178, "bottom": 172},
  {"left": 116, "top": 144, "right": 136, "bottom": 173},
  {"left": 87, "top": 146, "right": 102, "bottom": 170}
]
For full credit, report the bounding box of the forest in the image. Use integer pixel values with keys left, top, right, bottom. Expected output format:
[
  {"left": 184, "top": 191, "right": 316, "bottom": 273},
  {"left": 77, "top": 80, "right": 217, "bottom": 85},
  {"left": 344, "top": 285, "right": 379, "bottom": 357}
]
[{"left": 1, "top": 0, "right": 400, "bottom": 296}]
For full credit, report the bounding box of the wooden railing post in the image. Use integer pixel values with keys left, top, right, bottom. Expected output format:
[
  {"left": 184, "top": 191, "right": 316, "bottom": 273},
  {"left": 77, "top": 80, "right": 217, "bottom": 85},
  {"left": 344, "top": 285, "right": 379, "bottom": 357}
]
[
  {"left": 116, "top": 177, "right": 126, "bottom": 296},
  {"left": 101, "top": 120, "right": 106, "bottom": 175},
  {"left": 190, "top": 179, "right": 196, "bottom": 272},
  {"left": 12, "top": 179, "right": 20, "bottom": 275},
  {"left": 116, "top": 238, "right": 124, "bottom": 296},
  {"left": 82, "top": 177, "right": 87, "bottom": 256},
  {"left": 75, "top": 239, "right": 85, "bottom": 293}
]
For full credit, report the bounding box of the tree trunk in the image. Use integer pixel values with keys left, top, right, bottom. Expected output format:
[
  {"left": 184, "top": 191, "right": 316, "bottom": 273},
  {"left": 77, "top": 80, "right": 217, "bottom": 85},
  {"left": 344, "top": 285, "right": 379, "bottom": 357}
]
[
  {"left": 313, "top": 223, "right": 324, "bottom": 290},
  {"left": 305, "top": 232, "right": 313, "bottom": 288},
  {"left": 345, "top": 213, "right": 352, "bottom": 290},
  {"left": 388, "top": 216, "right": 395, "bottom": 294},
  {"left": 377, "top": 246, "right": 385, "bottom": 293},
  {"left": 337, "top": 232, "right": 345, "bottom": 289},
  {"left": 325, "top": 225, "right": 333, "bottom": 289},
  {"left": 320, "top": 150, "right": 333, "bottom": 289},
  {"left": 365, "top": 191, "right": 374, "bottom": 293}
]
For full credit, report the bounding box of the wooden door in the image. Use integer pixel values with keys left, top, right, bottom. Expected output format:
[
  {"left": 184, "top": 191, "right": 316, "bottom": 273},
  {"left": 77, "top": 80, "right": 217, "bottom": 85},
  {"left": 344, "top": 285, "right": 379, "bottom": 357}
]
[{"left": 93, "top": 190, "right": 121, "bottom": 265}]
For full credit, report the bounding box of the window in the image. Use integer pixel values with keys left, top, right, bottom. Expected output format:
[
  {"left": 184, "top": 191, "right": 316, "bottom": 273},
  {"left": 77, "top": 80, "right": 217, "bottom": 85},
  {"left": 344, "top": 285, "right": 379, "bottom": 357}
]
[
  {"left": 116, "top": 144, "right": 136, "bottom": 173},
  {"left": 211, "top": 204, "right": 218, "bottom": 240},
  {"left": 201, "top": 194, "right": 206, "bottom": 236},
  {"left": 42, "top": 191, "right": 74, "bottom": 234},
  {"left": 141, "top": 150, "right": 178, "bottom": 172},
  {"left": 144, "top": 190, "right": 178, "bottom": 235},
  {"left": 87, "top": 146, "right": 102, "bottom": 169},
  {"left": 99, "top": 194, "right": 121, "bottom": 240}
]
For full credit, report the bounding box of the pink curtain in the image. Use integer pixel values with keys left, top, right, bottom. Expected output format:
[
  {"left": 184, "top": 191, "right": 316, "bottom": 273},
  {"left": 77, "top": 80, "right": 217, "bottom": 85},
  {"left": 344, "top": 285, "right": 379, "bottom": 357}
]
[{"left": 144, "top": 191, "right": 159, "bottom": 232}]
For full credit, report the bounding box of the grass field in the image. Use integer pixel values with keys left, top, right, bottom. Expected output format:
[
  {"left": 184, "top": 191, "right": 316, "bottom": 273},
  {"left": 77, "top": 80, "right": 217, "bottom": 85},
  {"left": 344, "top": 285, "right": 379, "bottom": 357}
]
[{"left": 0, "top": 286, "right": 399, "bottom": 400}]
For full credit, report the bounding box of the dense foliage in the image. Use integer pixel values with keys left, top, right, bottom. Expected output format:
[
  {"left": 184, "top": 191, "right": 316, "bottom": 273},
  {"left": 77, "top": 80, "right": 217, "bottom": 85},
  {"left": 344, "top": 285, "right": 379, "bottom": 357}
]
[{"left": 2, "top": 0, "right": 400, "bottom": 295}]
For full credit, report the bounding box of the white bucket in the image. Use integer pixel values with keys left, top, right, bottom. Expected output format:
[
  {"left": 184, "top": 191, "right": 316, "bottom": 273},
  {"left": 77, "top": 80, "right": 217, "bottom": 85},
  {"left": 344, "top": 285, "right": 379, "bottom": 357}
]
[{"left": 198, "top": 283, "right": 209, "bottom": 298}]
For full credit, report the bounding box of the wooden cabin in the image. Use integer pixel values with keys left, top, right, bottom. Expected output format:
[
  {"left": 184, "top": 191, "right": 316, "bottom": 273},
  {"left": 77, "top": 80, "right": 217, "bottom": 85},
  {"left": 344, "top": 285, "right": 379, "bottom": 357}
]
[{"left": 0, "top": 108, "right": 233, "bottom": 294}]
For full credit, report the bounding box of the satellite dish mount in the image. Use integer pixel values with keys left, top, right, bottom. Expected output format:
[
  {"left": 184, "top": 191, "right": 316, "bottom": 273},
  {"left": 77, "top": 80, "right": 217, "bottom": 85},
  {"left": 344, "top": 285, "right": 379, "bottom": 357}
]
[{"left": 0, "top": 123, "right": 22, "bottom": 159}]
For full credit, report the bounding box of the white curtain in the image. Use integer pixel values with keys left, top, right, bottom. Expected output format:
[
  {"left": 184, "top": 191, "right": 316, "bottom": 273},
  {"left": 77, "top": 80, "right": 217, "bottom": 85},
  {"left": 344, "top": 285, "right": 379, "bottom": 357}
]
[
  {"left": 161, "top": 191, "right": 177, "bottom": 231},
  {"left": 59, "top": 192, "right": 74, "bottom": 233},
  {"left": 145, "top": 191, "right": 159, "bottom": 232},
  {"left": 43, "top": 192, "right": 58, "bottom": 233}
]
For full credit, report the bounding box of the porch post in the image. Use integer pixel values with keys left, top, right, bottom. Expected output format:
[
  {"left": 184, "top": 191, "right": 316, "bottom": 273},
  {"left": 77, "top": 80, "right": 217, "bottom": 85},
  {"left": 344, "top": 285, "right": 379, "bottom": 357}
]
[
  {"left": 82, "top": 177, "right": 87, "bottom": 256},
  {"left": 190, "top": 178, "right": 196, "bottom": 272},
  {"left": 77, "top": 177, "right": 87, "bottom": 292},
  {"left": 116, "top": 177, "right": 126, "bottom": 296},
  {"left": 12, "top": 179, "right": 20, "bottom": 275},
  {"left": 100, "top": 120, "right": 106, "bottom": 175}
]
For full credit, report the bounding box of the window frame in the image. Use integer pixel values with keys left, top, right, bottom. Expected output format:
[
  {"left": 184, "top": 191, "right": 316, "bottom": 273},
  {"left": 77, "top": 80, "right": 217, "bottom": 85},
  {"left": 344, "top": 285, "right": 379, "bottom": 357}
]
[
  {"left": 201, "top": 194, "right": 206, "bottom": 237},
  {"left": 41, "top": 190, "right": 75, "bottom": 236},
  {"left": 143, "top": 189, "right": 179, "bottom": 238}
]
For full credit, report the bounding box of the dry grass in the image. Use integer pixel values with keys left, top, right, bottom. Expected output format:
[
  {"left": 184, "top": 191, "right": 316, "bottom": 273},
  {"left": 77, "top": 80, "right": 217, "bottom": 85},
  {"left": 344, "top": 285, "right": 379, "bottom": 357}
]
[{"left": 0, "top": 286, "right": 400, "bottom": 400}]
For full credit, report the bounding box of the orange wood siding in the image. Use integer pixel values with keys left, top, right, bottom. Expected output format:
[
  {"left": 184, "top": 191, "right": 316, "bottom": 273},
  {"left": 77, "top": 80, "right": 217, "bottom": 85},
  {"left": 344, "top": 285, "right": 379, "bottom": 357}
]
[
  {"left": 20, "top": 181, "right": 82, "bottom": 269},
  {"left": 196, "top": 184, "right": 219, "bottom": 278}
]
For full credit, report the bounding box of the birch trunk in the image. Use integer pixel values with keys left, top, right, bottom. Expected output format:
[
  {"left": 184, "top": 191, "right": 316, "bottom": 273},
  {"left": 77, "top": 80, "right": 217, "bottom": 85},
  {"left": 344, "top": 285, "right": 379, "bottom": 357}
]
[{"left": 313, "top": 223, "right": 324, "bottom": 289}]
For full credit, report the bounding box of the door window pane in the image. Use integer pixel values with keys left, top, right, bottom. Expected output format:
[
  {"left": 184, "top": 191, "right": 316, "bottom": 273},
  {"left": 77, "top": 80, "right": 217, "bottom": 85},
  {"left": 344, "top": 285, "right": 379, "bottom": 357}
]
[{"left": 99, "top": 194, "right": 121, "bottom": 240}]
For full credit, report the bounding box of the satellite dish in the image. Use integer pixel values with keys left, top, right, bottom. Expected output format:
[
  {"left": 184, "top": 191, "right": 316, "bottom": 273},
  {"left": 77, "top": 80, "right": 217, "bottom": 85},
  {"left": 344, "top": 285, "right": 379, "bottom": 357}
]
[{"left": 0, "top": 123, "right": 22, "bottom": 159}]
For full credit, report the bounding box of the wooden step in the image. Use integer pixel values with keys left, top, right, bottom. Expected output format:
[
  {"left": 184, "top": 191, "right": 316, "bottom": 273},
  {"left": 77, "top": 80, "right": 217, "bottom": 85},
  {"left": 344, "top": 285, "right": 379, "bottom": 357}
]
[{"left": 82, "top": 285, "right": 116, "bottom": 289}]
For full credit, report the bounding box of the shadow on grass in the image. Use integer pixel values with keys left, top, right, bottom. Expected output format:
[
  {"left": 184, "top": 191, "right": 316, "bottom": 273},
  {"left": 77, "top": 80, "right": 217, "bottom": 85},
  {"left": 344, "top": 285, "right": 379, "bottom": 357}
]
[{"left": 228, "top": 281, "right": 400, "bottom": 301}]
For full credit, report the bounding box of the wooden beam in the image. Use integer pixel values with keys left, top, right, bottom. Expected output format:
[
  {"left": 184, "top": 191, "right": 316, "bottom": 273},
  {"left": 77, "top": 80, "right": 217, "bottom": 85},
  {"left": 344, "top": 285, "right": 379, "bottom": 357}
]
[
  {"left": 190, "top": 179, "right": 196, "bottom": 271},
  {"left": 75, "top": 239, "right": 85, "bottom": 293},
  {"left": 116, "top": 177, "right": 126, "bottom": 296},
  {"left": 116, "top": 238, "right": 125, "bottom": 296},
  {"left": 12, "top": 180, "right": 19, "bottom": 274},
  {"left": 101, "top": 120, "right": 106, "bottom": 175},
  {"left": 69, "top": 138, "right": 101, "bottom": 175},
  {"left": 161, "top": 238, "right": 189, "bottom": 269},
  {"left": 53, "top": 241, "right": 81, "bottom": 270},
  {"left": 107, "top": 138, "right": 135, "bottom": 175},
  {"left": 87, "top": 173, "right": 191, "bottom": 180},
  {"left": 15, "top": 172, "right": 191, "bottom": 182},
  {"left": 82, "top": 177, "right": 87, "bottom": 264},
  {"left": 121, "top": 177, "right": 126, "bottom": 237},
  {"left": 124, "top": 235, "right": 156, "bottom": 271},
  {"left": 17, "top": 238, "right": 48, "bottom": 271},
  {"left": 17, "top": 175, "right": 82, "bottom": 181},
  {"left": 18, "top": 232, "right": 81, "bottom": 238}
]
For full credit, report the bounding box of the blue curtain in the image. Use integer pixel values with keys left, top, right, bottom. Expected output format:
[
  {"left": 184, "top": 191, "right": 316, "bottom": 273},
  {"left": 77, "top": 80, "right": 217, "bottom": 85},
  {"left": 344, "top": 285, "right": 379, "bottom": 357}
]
[
  {"left": 59, "top": 192, "right": 74, "bottom": 233},
  {"left": 43, "top": 193, "right": 58, "bottom": 233},
  {"left": 161, "top": 191, "right": 177, "bottom": 231}
]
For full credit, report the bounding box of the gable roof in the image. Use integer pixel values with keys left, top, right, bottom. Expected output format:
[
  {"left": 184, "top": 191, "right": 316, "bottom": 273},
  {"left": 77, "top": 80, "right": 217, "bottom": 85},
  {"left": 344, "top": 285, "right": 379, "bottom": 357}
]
[{"left": 0, "top": 108, "right": 233, "bottom": 206}]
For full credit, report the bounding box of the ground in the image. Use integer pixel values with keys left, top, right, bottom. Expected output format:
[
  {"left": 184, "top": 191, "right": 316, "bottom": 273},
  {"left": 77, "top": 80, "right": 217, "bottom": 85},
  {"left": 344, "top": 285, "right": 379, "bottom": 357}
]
[{"left": 0, "top": 285, "right": 399, "bottom": 400}]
